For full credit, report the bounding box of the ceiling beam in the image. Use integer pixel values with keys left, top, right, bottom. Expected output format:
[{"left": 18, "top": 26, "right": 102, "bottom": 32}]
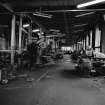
[
  {"left": 43, "top": 9, "right": 105, "bottom": 13},
  {"left": 70, "top": 29, "right": 84, "bottom": 33},
  {"left": 75, "top": 12, "right": 95, "bottom": 17},
  {"left": 0, "top": 2, "right": 14, "bottom": 13},
  {"left": 74, "top": 24, "right": 88, "bottom": 27},
  {"left": 1, "top": 8, "right": 105, "bottom": 14}
]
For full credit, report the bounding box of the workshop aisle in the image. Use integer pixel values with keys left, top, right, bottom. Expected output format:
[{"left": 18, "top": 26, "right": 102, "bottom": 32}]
[
  {"left": 0, "top": 54, "right": 105, "bottom": 105},
  {"left": 63, "top": 54, "right": 71, "bottom": 63}
]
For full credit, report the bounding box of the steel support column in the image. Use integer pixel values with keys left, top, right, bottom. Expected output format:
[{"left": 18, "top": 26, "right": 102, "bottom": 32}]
[
  {"left": 11, "top": 15, "right": 16, "bottom": 66},
  {"left": 19, "top": 15, "right": 23, "bottom": 54}
]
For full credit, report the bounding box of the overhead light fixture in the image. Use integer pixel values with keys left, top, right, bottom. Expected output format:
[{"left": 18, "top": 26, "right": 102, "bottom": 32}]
[
  {"left": 75, "top": 12, "right": 94, "bottom": 17},
  {"left": 23, "top": 24, "right": 30, "bottom": 28},
  {"left": 32, "top": 29, "right": 40, "bottom": 33},
  {"left": 74, "top": 24, "right": 87, "bottom": 27},
  {"left": 33, "top": 12, "right": 52, "bottom": 18},
  {"left": 77, "top": 0, "right": 105, "bottom": 8}
]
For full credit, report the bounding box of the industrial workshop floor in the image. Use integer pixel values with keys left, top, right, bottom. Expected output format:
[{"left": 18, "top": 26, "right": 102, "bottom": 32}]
[{"left": 0, "top": 54, "right": 105, "bottom": 105}]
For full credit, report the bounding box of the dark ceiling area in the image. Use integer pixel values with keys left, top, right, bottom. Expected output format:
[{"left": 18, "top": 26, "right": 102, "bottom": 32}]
[{"left": 0, "top": 0, "right": 105, "bottom": 45}]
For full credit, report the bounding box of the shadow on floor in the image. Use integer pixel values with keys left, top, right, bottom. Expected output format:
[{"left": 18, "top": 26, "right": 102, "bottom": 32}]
[
  {"left": 60, "top": 68, "right": 105, "bottom": 79},
  {"left": 60, "top": 69, "right": 81, "bottom": 79}
]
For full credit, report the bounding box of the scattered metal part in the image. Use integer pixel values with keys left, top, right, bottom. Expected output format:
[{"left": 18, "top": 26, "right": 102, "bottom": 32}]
[
  {"left": 26, "top": 77, "right": 35, "bottom": 82},
  {"left": 17, "top": 74, "right": 28, "bottom": 78}
]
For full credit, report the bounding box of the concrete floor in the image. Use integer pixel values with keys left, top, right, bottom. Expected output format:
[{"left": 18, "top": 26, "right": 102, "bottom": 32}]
[{"left": 0, "top": 55, "right": 105, "bottom": 105}]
